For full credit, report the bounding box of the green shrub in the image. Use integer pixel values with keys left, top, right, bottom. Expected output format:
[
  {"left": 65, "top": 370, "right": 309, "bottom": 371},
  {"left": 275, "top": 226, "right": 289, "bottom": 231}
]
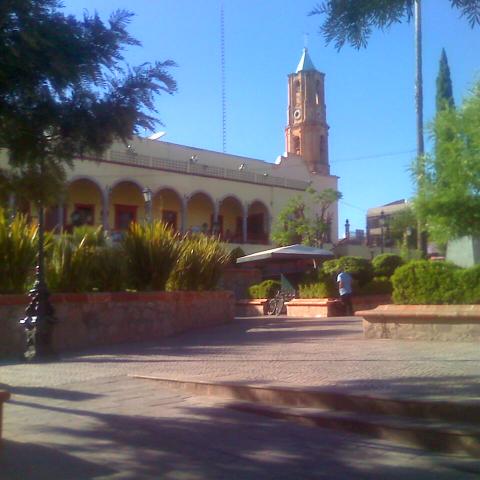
[
  {"left": 168, "top": 234, "right": 230, "bottom": 291},
  {"left": 391, "top": 260, "right": 461, "bottom": 304},
  {"left": 322, "top": 256, "right": 374, "bottom": 287},
  {"left": 248, "top": 279, "right": 281, "bottom": 299},
  {"left": 90, "top": 246, "right": 126, "bottom": 292},
  {"left": 248, "top": 284, "right": 260, "bottom": 299},
  {"left": 456, "top": 265, "right": 480, "bottom": 304},
  {"left": 228, "top": 246, "right": 245, "bottom": 265},
  {"left": 298, "top": 281, "right": 336, "bottom": 298},
  {"left": 71, "top": 225, "right": 106, "bottom": 248},
  {"left": 298, "top": 268, "right": 337, "bottom": 298},
  {"left": 46, "top": 233, "right": 97, "bottom": 292},
  {"left": 123, "top": 221, "right": 181, "bottom": 291},
  {"left": 372, "top": 254, "right": 404, "bottom": 278},
  {"left": 357, "top": 277, "right": 393, "bottom": 295},
  {"left": 0, "top": 211, "right": 38, "bottom": 293}
]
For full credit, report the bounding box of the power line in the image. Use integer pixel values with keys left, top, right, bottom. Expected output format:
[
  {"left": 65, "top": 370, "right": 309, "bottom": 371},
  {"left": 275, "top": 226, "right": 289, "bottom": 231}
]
[
  {"left": 340, "top": 200, "right": 368, "bottom": 213},
  {"left": 334, "top": 149, "right": 416, "bottom": 163}
]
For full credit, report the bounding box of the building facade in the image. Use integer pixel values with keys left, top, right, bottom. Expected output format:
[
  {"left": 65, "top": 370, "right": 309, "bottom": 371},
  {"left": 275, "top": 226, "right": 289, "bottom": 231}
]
[
  {"left": 366, "top": 199, "right": 409, "bottom": 248},
  {"left": 0, "top": 49, "right": 338, "bottom": 253}
]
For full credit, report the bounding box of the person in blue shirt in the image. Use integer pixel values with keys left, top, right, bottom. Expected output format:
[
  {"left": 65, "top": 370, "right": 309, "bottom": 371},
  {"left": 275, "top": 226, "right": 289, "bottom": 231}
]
[{"left": 336, "top": 270, "right": 354, "bottom": 316}]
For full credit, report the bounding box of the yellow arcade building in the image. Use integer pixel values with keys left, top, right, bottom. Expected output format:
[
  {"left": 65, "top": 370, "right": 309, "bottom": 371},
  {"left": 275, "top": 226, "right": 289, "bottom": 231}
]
[{"left": 0, "top": 49, "right": 339, "bottom": 253}]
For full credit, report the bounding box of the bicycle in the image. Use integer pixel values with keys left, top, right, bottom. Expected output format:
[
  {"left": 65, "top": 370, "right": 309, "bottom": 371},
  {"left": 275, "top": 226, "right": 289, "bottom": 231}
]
[{"left": 266, "top": 290, "right": 295, "bottom": 316}]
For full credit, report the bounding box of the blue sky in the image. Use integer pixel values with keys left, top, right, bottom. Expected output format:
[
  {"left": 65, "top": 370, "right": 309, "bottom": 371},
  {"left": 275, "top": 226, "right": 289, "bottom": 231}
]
[{"left": 62, "top": 0, "right": 480, "bottom": 236}]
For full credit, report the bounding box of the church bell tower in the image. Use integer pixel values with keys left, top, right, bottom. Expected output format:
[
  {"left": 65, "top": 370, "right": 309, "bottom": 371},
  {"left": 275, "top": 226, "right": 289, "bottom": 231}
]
[{"left": 285, "top": 48, "right": 330, "bottom": 175}]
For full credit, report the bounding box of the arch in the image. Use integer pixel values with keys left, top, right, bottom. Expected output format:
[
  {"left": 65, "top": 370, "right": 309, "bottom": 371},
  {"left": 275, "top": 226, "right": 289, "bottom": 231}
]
[
  {"left": 218, "top": 193, "right": 244, "bottom": 209},
  {"left": 293, "top": 136, "right": 301, "bottom": 155},
  {"left": 185, "top": 190, "right": 215, "bottom": 234},
  {"left": 316, "top": 79, "right": 321, "bottom": 105},
  {"left": 247, "top": 199, "right": 270, "bottom": 217},
  {"left": 247, "top": 200, "right": 270, "bottom": 245},
  {"left": 153, "top": 185, "right": 183, "bottom": 201},
  {"left": 67, "top": 175, "right": 104, "bottom": 194},
  {"left": 109, "top": 177, "right": 145, "bottom": 194},
  {"left": 65, "top": 177, "right": 104, "bottom": 230},
  {"left": 109, "top": 179, "right": 145, "bottom": 231},
  {"left": 153, "top": 187, "right": 183, "bottom": 231},
  {"left": 187, "top": 189, "right": 215, "bottom": 207},
  {"left": 218, "top": 195, "right": 244, "bottom": 242}
]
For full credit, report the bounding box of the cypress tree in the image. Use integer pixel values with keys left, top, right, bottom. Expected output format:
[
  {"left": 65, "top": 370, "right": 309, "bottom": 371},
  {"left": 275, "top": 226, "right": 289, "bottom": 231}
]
[{"left": 436, "top": 48, "right": 455, "bottom": 112}]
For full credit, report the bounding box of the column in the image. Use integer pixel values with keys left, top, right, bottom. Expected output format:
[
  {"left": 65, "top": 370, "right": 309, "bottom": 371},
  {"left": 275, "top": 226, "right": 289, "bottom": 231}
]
[
  {"left": 102, "top": 187, "right": 110, "bottom": 232},
  {"left": 242, "top": 202, "right": 248, "bottom": 244},
  {"left": 181, "top": 195, "right": 189, "bottom": 234},
  {"left": 57, "top": 201, "right": 64, "bottom": 232},
  {"left": 8, "top": 193, "right": 16, "bottom": 221}
]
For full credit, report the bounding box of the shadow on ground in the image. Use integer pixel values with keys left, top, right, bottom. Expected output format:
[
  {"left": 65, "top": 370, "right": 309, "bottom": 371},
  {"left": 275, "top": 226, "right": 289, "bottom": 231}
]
[
  {"left": 3, "top": 395, "right": 480, "bottom": 479},
  {"left": 0, "top": 440, "right": 114, "bottom": 480},
  {"left": 49, "top": 317, "right": 362, "bottom": 364},
  {"left": 0, "top": 384, "right": 101, "bottom": 401}
]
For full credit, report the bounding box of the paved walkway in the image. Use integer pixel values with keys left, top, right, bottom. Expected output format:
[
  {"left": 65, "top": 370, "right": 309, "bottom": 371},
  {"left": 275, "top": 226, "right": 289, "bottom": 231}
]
[{"left": 1, "top": 316, "right": 480, "bottom": 478}]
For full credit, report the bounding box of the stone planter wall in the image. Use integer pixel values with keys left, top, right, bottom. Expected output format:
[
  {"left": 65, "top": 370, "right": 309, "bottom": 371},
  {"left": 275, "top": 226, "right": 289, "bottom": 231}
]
[
  {"left": 286, "top": 294, "right": 391, "bottom": 318},
  {"left": 0, "top": 291, "right": 234, "bottom": 359},
  {"left": 286, "top": 299, "right": 330, "bottom": 317},
  {"left": 235, "top": 299, "right": 268, "bottom": 317},
  {"left": 357, "top": 304, "right": 480, "bottom": 341}
]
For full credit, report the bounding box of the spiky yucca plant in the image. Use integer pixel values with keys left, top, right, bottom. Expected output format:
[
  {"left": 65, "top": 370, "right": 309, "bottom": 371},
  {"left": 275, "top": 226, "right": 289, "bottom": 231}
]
[
  {"left": 46, "top": 233, "right": 97, "bottom": 292},
  {"left": 90, "top": 246, "right": 126, "bottom": 292},
  {"left": 169, "top": 234, "right": 230, "bottom": 291},
  {"left": 123, "top": 221, "right": 181, "bottom": 291},
  {"left": 0, "top": 210, "right": 38, "bottom": 293},
  {"left": 71, "top": 225, "right": 106, "bottom": 248}
]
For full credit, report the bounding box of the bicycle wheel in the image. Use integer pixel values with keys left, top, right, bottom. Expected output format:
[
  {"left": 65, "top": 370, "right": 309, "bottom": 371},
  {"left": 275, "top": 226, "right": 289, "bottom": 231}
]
[
  {"left": 274, "top": 297, "right": 285, "bottom": 315},
  {"left": 266, "top": 298, "right": 278, "bottom": 315}
]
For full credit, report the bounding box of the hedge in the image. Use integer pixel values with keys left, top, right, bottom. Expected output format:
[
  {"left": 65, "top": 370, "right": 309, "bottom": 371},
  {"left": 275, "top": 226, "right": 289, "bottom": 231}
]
[
  {"left": 248, "top": 279, "right": 281, "bottom": 299},
  {"left": 391, "top": 260, "right": 478, "bottom": 304},
  {"left": 322, "top": 256, "right": 374, "bottom": 287},
  {"left": 372, "top": 254, "right": 404, "bottom": 278}
]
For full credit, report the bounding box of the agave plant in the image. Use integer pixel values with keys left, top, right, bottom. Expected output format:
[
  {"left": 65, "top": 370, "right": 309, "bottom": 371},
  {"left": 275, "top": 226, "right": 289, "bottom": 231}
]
[
  {"left": 90, "top": 246, "right": 127, "bottom": 292},
  {"left": 71, "top": 225, "right": 106, "bottom": 248},
  {"left": 123, "top": 221, "right": 181, "bottom": 291},
  {"left": 169, "top": 234, "right": 230, "bottom": 291},
  {"left": 46, "top": 232, "right": 97, "bottom": 292},
  {"left": 0, "top": 210, "right": 38, "bottom": 293}
]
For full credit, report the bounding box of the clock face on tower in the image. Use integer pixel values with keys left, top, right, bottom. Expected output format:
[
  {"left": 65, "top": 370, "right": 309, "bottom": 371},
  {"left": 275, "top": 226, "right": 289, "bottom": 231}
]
[{"left": 293, "top": 108, "right": 302, "bottom": 121}]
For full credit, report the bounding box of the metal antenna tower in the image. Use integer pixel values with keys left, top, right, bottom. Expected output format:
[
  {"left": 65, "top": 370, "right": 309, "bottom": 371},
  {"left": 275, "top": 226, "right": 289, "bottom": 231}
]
[{"left": 221, "top": 2, "right": 226, "bottom": 152}]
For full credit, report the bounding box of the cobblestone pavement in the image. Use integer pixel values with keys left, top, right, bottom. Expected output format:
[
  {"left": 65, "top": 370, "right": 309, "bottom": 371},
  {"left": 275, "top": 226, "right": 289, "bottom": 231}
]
[
  {"left": 1, "top": 316, "right": 480, "bottom": 479},
  {"left": 2, "top": 316, "right": 480, "bottom": 402}
]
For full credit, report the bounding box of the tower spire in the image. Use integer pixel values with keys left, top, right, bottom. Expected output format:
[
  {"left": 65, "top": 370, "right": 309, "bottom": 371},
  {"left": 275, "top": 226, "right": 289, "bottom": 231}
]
[{"left": 296, "top": 47, "right": 316, "bottom": 73}]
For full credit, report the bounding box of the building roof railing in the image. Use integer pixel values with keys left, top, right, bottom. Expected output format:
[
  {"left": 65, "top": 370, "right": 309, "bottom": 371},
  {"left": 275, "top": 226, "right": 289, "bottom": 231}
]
[{"left": 105, "top": 150, "right": 309, "bottom": 191}]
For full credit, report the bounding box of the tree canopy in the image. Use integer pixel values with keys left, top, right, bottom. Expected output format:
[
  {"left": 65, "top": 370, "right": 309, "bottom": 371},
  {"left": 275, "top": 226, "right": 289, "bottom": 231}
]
[
  {"left": 416, "top": 81, "right": 480, "bottom": 243},
  {"left": 436, "top": 48, "right": 455, "bottom": 112},
  {"left": 388, "top": 206, "right": 418, "bottom": 249},
  {"left": 0, "top": 0, "right": 176, "bottom": 202},
  {"left": 310, "top": 1, "right": 480, "bottom": 50},
  {"left": 271, "top": 187, "right": 341, "bottom": 247}
]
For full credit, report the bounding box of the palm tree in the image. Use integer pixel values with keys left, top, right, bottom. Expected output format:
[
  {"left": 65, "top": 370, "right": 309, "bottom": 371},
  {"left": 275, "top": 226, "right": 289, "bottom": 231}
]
[{"left": 310, "top": 0, "right": 480, "bottom": 251}]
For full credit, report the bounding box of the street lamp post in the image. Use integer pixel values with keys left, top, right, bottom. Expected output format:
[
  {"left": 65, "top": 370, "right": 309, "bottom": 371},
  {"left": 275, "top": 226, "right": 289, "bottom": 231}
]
[
  {"left": 20, "top": 201, "right": 56, "bottom": 360},
  {"left": 142, "top": 187, "right": 152, "bottom": 224},
  {"left": 379, "top": 210, "right": 386, "bottom": 254}
]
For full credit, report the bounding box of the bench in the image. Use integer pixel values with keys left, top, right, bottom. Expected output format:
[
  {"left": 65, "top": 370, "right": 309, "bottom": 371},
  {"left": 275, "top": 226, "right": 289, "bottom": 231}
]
[{"left": 0, "top": 390, "right": 11, "bottom": 443}]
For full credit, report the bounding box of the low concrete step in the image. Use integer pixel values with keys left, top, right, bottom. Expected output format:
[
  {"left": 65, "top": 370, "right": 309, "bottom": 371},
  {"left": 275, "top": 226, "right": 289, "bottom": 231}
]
[
  {"left": 131, "top": 375, "right": 480, "bottom": 457},
  {"left": 131, "top": 375, "right": 480, "bottom": 424},
  {"left": 227, "top": 401, "right": 480, "bottom": 457}
]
